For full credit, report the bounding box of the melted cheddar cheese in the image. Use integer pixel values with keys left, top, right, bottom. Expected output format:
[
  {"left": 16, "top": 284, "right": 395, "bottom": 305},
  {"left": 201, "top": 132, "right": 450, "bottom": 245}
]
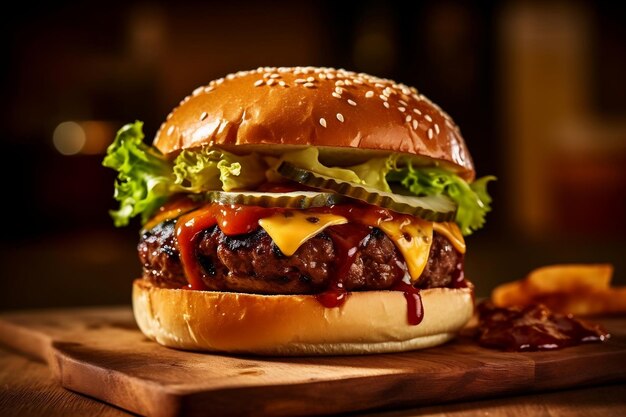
[
  {"left": 433, "top": 222, "right": 466, "bottom": 254},
  {"left": 259, "top": 212, "right": 348, "bottom": 256},
  {"left": 377, "top": 217, "right": 434, "bottom": 283}
]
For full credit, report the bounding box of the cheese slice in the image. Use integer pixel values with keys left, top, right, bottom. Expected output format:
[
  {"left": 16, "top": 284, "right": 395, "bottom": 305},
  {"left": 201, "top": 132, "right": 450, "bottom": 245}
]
[
  {"left": 378, "top": 217, "right": 434, "bottom": 283},
  {"left": 259, "top": 212, "right": 348, "bottom": 256},
  {"left": 433, "top": 222, "right": 466, "bottom": 254}
]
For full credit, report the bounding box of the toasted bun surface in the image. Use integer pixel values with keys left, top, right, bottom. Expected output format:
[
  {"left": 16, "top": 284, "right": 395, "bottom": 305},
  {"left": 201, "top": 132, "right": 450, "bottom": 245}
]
[
  {"left": 154, "top": 67, "right": 474, "bottom": 180},
  {"left": 133, "top": 279, "right": 473, "bottom": 355}
]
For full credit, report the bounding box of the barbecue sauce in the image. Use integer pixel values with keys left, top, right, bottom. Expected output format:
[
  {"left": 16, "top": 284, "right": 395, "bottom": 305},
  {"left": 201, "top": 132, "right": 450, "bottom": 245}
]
[{"left": 476, "top": 301, "right": 610, "bottom": 351}]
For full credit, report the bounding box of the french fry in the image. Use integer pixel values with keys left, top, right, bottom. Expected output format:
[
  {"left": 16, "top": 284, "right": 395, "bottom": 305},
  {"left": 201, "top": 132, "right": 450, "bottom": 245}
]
[
  {"left": 491, "top": 280, "right": 529, "bottom": 307},
  {"left": 491, "top": 263, "right": 625, "bottom": 316},
  {"left": 526, "top": 264, "right": 613, "bottom": 294}
]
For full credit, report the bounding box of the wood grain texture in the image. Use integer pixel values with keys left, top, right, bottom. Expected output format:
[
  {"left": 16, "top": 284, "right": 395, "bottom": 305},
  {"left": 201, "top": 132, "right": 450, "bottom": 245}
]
[
  {"left": 0, "top": 345, "right": 132, "bottom": 417},
  {"left": 0, "top": 307, "right": 625, "bottom": 417}
]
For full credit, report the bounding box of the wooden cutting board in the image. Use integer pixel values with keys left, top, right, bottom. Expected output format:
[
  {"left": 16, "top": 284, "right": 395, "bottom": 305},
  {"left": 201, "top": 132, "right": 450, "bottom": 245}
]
[{"left": 0, "top": 307, "right": 625, "bottom": 417}]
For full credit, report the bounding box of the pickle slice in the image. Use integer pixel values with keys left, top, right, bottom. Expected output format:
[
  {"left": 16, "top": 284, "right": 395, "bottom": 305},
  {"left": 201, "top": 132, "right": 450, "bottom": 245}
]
[
  {"left": 206, "top": 190, "right": 345, "bottom": 209},
  {"left": 277, "top": 162, "right": 457, "bottom": 221}
]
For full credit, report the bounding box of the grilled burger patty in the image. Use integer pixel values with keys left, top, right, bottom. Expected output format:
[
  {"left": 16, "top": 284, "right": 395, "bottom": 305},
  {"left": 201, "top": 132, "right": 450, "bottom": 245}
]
[{"left": 138, "top": 219, "right": 463, "bottom": 293}]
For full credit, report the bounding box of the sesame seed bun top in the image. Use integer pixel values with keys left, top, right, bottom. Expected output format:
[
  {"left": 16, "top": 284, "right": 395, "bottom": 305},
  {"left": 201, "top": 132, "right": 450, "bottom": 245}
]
[{"left": 154, "top": 67, "right": 475, "bottom": 180}]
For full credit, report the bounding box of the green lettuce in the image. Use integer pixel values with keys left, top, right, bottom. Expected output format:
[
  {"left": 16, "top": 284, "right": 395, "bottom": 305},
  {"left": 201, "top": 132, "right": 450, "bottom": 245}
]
[
  {"left": 103, "top": 123, "right": 268, "bottom": 226},
  {"left": 386, "top": 164, "right": 495, "bottom": 235},
  {"left": 174, "top": 148, "right": 266, "bottom": 192},
  {"left": 102, "top": 121, "right": 176, "bottom": 227}
]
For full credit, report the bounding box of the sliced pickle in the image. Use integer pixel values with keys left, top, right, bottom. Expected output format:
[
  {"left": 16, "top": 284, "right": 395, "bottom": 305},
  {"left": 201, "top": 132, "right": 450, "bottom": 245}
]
[
  {"left": 277, "top": 162, "right": 457, "bottom": 222},
  {"left": 206, "top": 190, "right": 345, "bottom": 209}
]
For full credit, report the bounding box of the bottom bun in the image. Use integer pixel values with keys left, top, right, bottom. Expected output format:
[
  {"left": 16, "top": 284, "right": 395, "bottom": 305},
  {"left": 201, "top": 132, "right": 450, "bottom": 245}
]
[{"left": 133, "top": 279, "right": 473, "bottom": 355}]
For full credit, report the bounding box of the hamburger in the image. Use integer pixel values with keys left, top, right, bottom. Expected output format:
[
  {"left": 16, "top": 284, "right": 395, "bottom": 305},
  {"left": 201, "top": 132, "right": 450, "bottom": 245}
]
[{"left": 103, "top": 67, "right": 494, "bottom": 355}]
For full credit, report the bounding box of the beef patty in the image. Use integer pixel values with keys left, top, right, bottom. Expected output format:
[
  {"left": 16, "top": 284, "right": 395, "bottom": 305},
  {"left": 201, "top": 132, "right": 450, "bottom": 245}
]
[{"left": 138, "top": 219, "right": 462, "bottom": 293}]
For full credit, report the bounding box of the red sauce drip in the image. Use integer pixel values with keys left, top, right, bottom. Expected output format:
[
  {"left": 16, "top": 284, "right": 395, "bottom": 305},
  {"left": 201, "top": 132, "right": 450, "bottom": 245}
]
[
  {"left": 476, "top": 301, "right": 610, "bottom": 351},
  {"left": 176, "top": 204, "right": 282, "bottom": 290},
  {"left": 318, "top": 224, "right": 372, "bottom": 308},
  {"left": 392, "top": 280, "right": 424, "bottom": 325}
]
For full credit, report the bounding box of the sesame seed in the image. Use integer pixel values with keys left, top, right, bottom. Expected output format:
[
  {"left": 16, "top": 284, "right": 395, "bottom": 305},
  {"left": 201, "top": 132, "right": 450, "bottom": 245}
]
[
  {"left": 319, "top": 118, "right": 327, "bottom": 128},
  {"left": 412, "top": 119, "right": 418, "bottom": 130},
  {"left": 336, "top": 113, "right": 344, "bottom": 123},
  {"left": 398, "top": 107, "right": 406, "bottom": 112},
  {"left": 267, "top": 79, "right": 276, "bottom": 86},
  {"left": 344, "top": 79, "right": 352, "bottom": 86},
  {"left": 365, "top": 91, "right": 374, "bottom": 98},
  {"left": 319, "top": 73, "right": 327, "bottom": 80},
  {"left": 347, "top": 99, "right": 357, "bottom": 106},
  {"left": 434, "top": 124, "right": 440, "bottom": 134},
  {"left": 307, "top": 76, "right": 315, "bottom": 82},
  {"left": 167, "top": 126, "right": 175, "bottom": 136},
  {"left": 379, "top": 95, "right": 388, "bottom": 101},
  {"left": 413, "top": 108, "right": 422, "bottom": 115},
  {"left": 203, "top": 86, "right": 214, "bottom": 93},
  {"left": 335, "top": 80, "right": 345, "bottom": 86},
  {"left": 295, "top": 78, "right": 306, "bottom": 84},
  {"left": 200, "top": 112, "right": 208, "bottom": 121},
  {"left": 332, "top": 92, "right": 341, "bottom": 99},
  {"left": 270, "top": 73, "right": 281, "bottom": 79},
  {"left": 428, "top": 129, "right": 433, "bottom": 140},
  {"left": 304, "top": 82, "right": 316, "bottom": 88},
  {"left": 192, "top": 86, "right": 204, "bottom": 96},
  {"left": 279, "top": 81, "right": 287, "bottom": 87},
  {"left": 254, "top": 79, "right": 264, "bottom": 87},
  {"left": 335, "top": 87, "right": 344, "bottom": 95},
  {"left": 383, "top": 102, "right": 390, "bottom": 109},
  {"left": 375, "top": 83, "right": 385, "bottom": 88},
  {"left": 405, "top": 115, "right": 412, "bottom": 123},
  {"left": 383, "top": 87, "right": 393, "bottom": 96},
  {"left": 425, "top": 115, "right": 433, "bottom": 122},
  {"left": 399, "top": 100, "right": 408, "bottom": 106},
  {"left": 326, "top": 73, "right": 335, "bottom": 79},
  {"left": 353, "top": 79, "right": 364, "bottom": 85}
]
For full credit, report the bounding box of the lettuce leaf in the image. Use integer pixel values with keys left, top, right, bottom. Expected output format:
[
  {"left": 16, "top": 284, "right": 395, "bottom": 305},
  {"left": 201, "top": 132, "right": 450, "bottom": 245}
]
[
  {"left": 104, "top": 123, "right": 269, "bottom": 226},
  {"left": 173, "top": 148, "right": 266, "bottom": 192},
  {"left": 102, "top": 121, "right": 176, "bottom": 227},
  {"left": 386, "top": 164, "right": 495, "bottom": 235}
]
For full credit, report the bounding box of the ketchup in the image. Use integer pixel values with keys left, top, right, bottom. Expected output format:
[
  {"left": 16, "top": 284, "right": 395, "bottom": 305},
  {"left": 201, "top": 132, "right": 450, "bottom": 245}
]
[
  {"left": 392, "top": 280, "right": 424, "bottom": 325},
  {"left": 174, "top": 201, "right": 454, "bottom": 325},
  {"left": 176, "top": 205, "right": 281, "bottom": 290},
  {"left": 318, "top": 224, "right": 372, "bottom": 308},
  {"left": 476, "top": 301, "right": 610, "bottom": 351}
]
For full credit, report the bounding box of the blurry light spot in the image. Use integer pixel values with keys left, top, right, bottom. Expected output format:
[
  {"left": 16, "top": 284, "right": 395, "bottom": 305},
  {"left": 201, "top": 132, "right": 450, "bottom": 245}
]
[{"left": 53, "top": 121, "right": 85, "bottom": 155}]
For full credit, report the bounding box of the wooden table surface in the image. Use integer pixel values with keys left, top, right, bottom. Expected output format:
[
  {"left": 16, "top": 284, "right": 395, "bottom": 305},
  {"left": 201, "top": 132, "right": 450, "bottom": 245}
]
[{"left": 2, "top": 345, "right": 625, "bottom": 417}]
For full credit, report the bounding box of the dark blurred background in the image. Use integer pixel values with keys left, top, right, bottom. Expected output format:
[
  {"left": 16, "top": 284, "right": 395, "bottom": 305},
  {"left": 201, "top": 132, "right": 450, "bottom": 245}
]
[{"left": 1, "top": 1, "right": 625, "bottom": 309}]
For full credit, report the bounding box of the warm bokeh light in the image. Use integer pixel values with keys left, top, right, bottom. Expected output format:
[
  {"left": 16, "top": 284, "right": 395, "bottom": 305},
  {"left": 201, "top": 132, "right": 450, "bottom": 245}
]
[{"left": 53, "top": 121, "right": 86, "bottom": 155}]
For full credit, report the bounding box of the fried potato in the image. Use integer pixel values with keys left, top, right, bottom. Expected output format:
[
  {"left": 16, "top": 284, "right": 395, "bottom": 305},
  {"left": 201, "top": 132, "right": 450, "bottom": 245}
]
[
  {"left": 491, "top": 263, "right": 625, "bottom": 316},
  {"left": 526, "top": 264, "right": 613, "bottom": 293}
]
